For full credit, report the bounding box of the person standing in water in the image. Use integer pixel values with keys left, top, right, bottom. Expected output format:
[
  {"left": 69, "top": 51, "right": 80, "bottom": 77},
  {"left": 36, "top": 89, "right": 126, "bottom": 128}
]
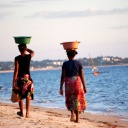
[
  {"left": 59, "top": 50, "right": 87, "bottom": 123},
  {"left": 13, "top": 44, "right": 34, "bottom": 118}
]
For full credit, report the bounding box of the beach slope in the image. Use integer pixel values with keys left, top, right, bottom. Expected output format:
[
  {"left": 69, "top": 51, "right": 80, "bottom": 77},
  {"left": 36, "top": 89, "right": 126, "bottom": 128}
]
[{"left": 0, "top": 102, "right": 128, "bottom": 128}]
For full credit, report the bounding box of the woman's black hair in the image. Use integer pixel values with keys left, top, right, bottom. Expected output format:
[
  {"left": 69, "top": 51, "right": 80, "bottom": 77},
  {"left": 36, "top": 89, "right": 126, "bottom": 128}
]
[
  {"left": 66, "top": 50, "right": 78, "bottom": 58},
  {"left": 18, "top": 44, "right": 27, "bottom": 53}
]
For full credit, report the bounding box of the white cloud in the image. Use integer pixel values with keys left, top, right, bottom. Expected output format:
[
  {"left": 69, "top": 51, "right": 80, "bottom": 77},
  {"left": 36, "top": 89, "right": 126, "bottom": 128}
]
[
  {"left": 0, "top": 12, "right": 13, "bottom": 19},
  {"left": 0, "top": 3, "right": 22, "bottom": 8},
  {"left": 27, "top": 7, "right": 128, "bottom": 19},
  {"left": 13, "top": 0, "right": 60, "bottom": 4},
  {"left": 110, "top": 25, "right": 128, "bottom": 30}
]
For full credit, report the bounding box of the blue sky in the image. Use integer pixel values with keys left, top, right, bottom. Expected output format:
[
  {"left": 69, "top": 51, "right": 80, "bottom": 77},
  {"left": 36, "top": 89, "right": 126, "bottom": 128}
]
[{"left": 0, "top": 0, "right": 128, "bottom": 61}]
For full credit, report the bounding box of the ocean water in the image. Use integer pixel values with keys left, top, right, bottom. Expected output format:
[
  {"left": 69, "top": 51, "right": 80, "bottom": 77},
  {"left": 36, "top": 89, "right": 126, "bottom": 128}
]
[{"left": 0, "top": 66, "right": 128, "bottom": 120}]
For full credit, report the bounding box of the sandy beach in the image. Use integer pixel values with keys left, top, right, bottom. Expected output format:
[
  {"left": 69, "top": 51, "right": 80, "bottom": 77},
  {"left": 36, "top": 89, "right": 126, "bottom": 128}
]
[{"left": 0, "top": 102, "right": 128, "bottom": 128}]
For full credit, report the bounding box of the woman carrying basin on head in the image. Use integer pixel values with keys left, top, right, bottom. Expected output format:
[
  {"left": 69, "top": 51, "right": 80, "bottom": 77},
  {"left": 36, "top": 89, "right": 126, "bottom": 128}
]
[
  {"left": 59, "top": 49, "right": 87, "bottom": 123},
  {"left": 12, "top": 44, "right": 34, "bottom": 118}
]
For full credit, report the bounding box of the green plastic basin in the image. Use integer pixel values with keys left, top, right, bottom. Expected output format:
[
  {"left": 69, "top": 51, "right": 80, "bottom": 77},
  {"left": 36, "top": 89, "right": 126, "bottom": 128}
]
[{"left": 14, "top": 36, "right": 31, "bottom": 44}]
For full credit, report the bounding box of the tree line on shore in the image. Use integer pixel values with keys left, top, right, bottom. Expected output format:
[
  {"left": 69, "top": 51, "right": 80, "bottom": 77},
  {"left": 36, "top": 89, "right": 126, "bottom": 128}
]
[{"left": 0, "top": 56, "right": 128, "bottom": 71}]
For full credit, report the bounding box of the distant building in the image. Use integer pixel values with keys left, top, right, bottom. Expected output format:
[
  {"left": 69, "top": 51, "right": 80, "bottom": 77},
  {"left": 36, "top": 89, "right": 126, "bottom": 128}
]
[
  {"left": 53, "top": 61, "right": 63, "bottom": 66},
  {"left": 102, "top": 57, "right": 111, "bottom": 62},
  {"left": 112, "top": 57, "right": 121, "bottom": 62}
]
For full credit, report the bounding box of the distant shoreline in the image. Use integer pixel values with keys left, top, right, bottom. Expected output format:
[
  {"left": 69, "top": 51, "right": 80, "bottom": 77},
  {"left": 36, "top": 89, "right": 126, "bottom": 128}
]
[
  {"left": 0, "top": 64, "right": 128, "bottom": 73},
  {"left": 86, "top": 63, "right": 128, "bottom": 68}
]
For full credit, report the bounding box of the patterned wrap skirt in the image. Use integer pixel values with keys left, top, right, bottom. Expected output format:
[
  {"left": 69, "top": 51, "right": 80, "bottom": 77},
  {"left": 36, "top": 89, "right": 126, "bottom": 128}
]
[
  {"left": 16, "top": 74, "right": 34, "bottom": 100},
  {"left": 65, "top": 76, "right": 86, "bottom": 111}
]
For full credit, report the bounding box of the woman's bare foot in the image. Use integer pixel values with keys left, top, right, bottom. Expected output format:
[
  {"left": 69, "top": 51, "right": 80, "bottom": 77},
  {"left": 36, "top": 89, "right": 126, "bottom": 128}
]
[
  {"left": 74, "top": 110, "right": 80, "bottom": 123},
  {"left": 70, "top": 114, "right": 75, "bottom": 122},
  {"left": 17, "top": 111, "right": 23, "bottom": 117},
  {"left": 74, "top": 120, "right": 80, "bottom": 123},
  {"left": 26, "top": 114, "right": 31, "bottom": 118}
]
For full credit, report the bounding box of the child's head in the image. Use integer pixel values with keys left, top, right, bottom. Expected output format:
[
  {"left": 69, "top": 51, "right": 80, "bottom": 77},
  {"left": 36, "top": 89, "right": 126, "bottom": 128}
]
[{"left": 18, "top": 44, "right": 27, "bottom": 53}]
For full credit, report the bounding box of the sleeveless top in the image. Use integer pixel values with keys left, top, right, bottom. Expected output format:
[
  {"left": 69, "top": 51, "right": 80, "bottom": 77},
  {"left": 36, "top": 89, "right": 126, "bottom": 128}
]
[
  {"left": 15, "top": 54, "right": 31, "bottom": 77},
  {"left": 62, "top": 60, "right": 83, "bottom": 77}
]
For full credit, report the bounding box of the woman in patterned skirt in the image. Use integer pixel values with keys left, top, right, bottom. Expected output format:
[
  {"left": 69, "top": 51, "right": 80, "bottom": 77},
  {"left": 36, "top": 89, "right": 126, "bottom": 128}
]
[
  {"left": 13, "top": 44, "right": 34, "bottom": 118},
  {"left": 60, "top": 50, "right": 87, "bottom": 123}
]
